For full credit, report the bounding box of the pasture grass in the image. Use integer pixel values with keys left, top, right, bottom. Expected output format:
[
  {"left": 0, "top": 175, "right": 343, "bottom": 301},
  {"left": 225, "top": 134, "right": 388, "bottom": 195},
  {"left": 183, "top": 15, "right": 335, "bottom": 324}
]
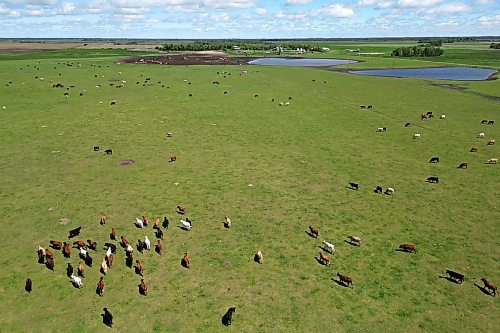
[{"left": 0, "top": 48, "right": 498, "bottom": 332}]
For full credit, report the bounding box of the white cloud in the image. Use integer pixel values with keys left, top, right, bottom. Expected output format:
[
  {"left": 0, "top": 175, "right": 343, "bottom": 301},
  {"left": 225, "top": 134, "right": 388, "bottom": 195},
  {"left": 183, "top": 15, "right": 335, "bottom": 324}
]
[
  {"left": 313, "top": 4, "right": 354, "bottom": 17},
  {"left": 286, "top": 0, "right": 313, "bottom": 5},
  {"left": 255, "top": 7, "right": 266, "bottom": 15},
  {"left": 478, "top": 14, "right": 500, "bottom": 25},
  {"left": 429, "top": 2, "right": 470, "bottom": 13},
  {"left": 475, "top": 0, "right": 494, "bottom": 4},
  {"left": 397, "top": 0, "right": 442, "bottom": 8}
]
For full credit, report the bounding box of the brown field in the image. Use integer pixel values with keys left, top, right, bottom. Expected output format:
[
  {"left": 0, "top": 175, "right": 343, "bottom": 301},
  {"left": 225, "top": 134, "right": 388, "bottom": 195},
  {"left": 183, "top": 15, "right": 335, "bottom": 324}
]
[{"left": 0, "top": 40, "right": 160, "bottom": 53}]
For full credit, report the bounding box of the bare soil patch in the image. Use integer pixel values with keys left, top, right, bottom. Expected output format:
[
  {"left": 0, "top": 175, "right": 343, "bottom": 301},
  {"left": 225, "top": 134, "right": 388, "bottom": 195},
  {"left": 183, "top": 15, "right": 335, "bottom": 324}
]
[
  {"left": 117, "top": 159, "right": 135, "bottom": 166},
  {"left": 121, "top": 53, "right": 255, "bottom": 66},
  {"left": 59, "top": 218, "right": 70, "bottom": 225}
]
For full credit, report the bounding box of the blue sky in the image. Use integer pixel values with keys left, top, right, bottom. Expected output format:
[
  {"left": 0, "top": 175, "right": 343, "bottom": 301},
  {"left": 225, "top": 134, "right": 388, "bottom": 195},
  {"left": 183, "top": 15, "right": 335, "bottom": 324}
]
[{"left": 0, "top": 0, "right": 498, "bottom": 38}]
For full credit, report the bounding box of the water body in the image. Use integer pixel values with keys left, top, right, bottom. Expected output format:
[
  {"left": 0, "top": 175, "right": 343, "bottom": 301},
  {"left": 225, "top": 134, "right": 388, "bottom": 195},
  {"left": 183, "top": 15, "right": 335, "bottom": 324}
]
[
  {"left": 248, "top": 58, "right": 356, "bottom": 67},
  {"left": 349, "top": 67, "right": 497, "bottom": 81}
]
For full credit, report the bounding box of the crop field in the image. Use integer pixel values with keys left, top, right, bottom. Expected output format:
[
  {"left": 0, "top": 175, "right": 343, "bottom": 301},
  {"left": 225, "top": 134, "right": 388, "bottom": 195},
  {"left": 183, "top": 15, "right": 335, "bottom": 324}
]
[{"left": 0, "top": 45, "right": 498, "bottom": 332}]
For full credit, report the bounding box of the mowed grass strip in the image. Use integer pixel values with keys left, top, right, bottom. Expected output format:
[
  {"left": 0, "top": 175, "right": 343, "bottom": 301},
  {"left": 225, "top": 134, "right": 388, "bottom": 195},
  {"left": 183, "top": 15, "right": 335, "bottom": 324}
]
[{"left": 0, "top": 55, "right": 498, "bottom": 332}]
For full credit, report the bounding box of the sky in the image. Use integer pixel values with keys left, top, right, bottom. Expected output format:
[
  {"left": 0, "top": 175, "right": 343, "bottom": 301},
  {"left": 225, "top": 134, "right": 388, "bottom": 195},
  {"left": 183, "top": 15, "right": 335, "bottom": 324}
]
[{"left": 0, "top": 0, "right": 498, "bottom": 38}]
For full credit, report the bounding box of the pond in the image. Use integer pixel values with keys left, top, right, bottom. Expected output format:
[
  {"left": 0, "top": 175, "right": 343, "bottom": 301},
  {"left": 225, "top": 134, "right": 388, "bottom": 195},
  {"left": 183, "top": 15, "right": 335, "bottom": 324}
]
[
  {"left": 349, "top": 67, "right": 497, "bottom": 81},
  {"left": 248, "top": 58, "right": 356, "bottom": 67}
]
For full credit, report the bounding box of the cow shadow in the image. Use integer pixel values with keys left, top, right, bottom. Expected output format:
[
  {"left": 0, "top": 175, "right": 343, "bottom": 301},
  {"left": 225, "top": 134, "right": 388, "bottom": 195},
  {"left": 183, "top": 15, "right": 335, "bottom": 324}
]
[
  {"left": 181, "top": 259, "right": 189, "bottom": 269},
  {"left": 134, "top": 266, "right": 143, "bottom": 276},
  {"left": 344, "top": 240, "right": 360, "bottom": 247},
  {"left": 253, "top": 254, "right": 261, "bottom": 264},
  {"left": 331, "top": 278, "right": 351, "bottom": 288},
  {"left": 223, "top": 222, "right": 230, "bottom": 229},
  {"left": 155, "top": 247, "right": 162, "bottom": 255},
  {"left": 439, "top": 276, "right": 461, "bottom": 284},
  {"left": 474, "top": 283, "right": 494, "bottom": 297},
  {"left": 395, "top": 248, "right": 411, "bottom": 253},
  {"left": 95, "top": 286, "right": 101, "bottom": 296},
  {"left": 70, "top": 281, "right": 81, "bottom": 289},
  {"left": 304, "top": 231, "right": 317, "bottom": 239},
  {"left": 318, "top": 245, "right": 333, "bottom": 254},
  {"left": 125, "top": 256, "right": 133, "bottom": 268},
  {"left": 177, "top": 226, "right": 191, "bottom": 231},
  {"left": 314, "top": 257, "right": 327, "bottom": 266},
  {"left": 138, "top": 285, "right": 147, "bottom": 296}
]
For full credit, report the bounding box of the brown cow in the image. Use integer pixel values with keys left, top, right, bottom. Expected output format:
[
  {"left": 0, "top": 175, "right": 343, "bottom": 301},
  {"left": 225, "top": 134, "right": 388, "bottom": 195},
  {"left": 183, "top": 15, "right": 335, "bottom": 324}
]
[
  {"left": 120, "top": 236, "right": 129, "bottom": 247},
  {"left": 100, "top": 215, "right": 107, "bottom": 225},
  {"left": 87, "top": 240, "right": 97, "bottom": 251},
  {"left": 78, "top": 261, "right": 85, "bottom": 277},
  {"left": 487, "top": 139, "right": 496, "bottom": 145},
  {"left": 46, "top": 257, "right": 54, "bottom": 270},
  {"left": 319, "top": 252, "right": 330, "bottom": 266},
  {"left": 139, "top": 279, "right": 148, "bottom": 296},
  {"left": 337, "top": 272, "right": 353, "bottom": 287},
  {"left": 458, "top": 162, "right": 468, "bottom": 169},
  {"left": 97, "top": 277, "right": 104, "bottom": 296},
  {"left": 169, "top": 155, "right": 177, "bottom": 162},
  {"left": 154, "top": 217, "right": 160, "bottom": 228},
  {"left": 142, "top": 215, "right": 149, "bottom": 227},
  {"left": 182, "top": 253, "right": 190, "bottom": 269},
  {"left": 50, "top": 240, "right": 62, "bottom": 249},
  {"left": 106, "top": 253, "right": 113, "bottom": 268},
  {"left": 73, "top": 240, "right": 86, "bottom": 249},
  {"left": 62, "top": 242, "right": 71, "bottom": 258},
  {"left": 177, "top": 205, "right": 186, "bottom": 215},
  {"left": 470, "top": 147, "right": 478, "bottom": 152},
  {"left": 155, "top": 240, "right": 163, "bottom": 255},
  {"left": 399, "top": 243, "right": 417, "bottom": 253},
  {"left": 309, "top": 226, "right": 319, "bottom": 238},
  {"left": 135, "top": 260, "right": 144, "bottom": 276},
  {"left": 481, "top": 278, "right": 497, "bottom": 296},
  {"left": 45, "top": 249, "right": 54, "bottom": 260}
]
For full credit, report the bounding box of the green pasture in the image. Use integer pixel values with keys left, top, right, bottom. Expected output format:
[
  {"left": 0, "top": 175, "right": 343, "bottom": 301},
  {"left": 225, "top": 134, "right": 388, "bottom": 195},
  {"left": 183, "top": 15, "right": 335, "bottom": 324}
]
[{"left": 0, "top": 47, "right": 498, "bottom": 332}]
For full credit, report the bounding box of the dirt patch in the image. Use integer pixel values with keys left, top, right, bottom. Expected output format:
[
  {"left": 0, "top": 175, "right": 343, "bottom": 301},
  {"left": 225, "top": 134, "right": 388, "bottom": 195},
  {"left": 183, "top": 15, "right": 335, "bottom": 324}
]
[
  {"left": 59, "top": 218, "right": 70, "bottom": 225},
  {"left": 117, "top": 159, "right": 135, "bottom": 166},
  {"left": 121, "top": 53, "right": 255, "bottom": 66},
  {"left": 222, "top": 259, "right": 232, "bottom": 267}
]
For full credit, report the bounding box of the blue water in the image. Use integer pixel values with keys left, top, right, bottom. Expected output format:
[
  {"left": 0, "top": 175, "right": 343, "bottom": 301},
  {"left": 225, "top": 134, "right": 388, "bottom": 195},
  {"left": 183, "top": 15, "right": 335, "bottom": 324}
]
[
  {"left": 349, "top": 67, "right": 496, "bottom": 81},
  {"left": 248, "top": 58, "right": 356, "bottom": 67}
]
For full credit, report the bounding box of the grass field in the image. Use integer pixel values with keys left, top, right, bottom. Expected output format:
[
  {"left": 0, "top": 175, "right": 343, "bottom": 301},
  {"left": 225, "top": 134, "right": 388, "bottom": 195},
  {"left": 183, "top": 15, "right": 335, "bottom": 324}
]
[{"left": 0, "top": 44, "right": 498, "bottom": 332}]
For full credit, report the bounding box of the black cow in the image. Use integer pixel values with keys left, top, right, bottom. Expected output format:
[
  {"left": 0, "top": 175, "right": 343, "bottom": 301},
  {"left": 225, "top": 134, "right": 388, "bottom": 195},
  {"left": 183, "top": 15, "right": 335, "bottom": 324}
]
[
  {"left": 25, "top": 278, "right": 32, "bottom": 293},
  {"left": 68, "top": 226, "right": 82, "bottom": 239},
  {"left": 427, "top": 176, "right": 439, "bottom": 183},
  {"left": 349, "top": 182, "right": 359, "bottom": 190},
  {"left": 222, "top": 307, "right": 236, "bottom": 326},
  {"left": 445, "top": 269, "right": 464, "bottom": 284},
  {"left": 155, "top": 227, "right": 163, "bottom": 239},
  {"left": 104, "top": 149, "right": 112, "bottom": 155},
  {"left": 374, "top": 185, "right": 383, "bottom": 194},
  {"left": 488, "top": 120, "right": 495, "bottom": 125},
  {"left": 104, "top": 242, "right": 116, "bottom": 253},
  {"left": 102, "top": 308, "right": 113, "bottom": 327},
  {"left": 66, "top": 263, "right": 74, "bottom": 277},
  {"left": 367, "top": 105, "right": 373, "bottom": 109},
  {"left": 429, "top": 157, "right": 440, "bottom": 163},
  {"left": 162, "top": 216, "right": 169, "bottom": 229},
  {"left": 110, "top": 101, "right": 116, "bottom": 105}
]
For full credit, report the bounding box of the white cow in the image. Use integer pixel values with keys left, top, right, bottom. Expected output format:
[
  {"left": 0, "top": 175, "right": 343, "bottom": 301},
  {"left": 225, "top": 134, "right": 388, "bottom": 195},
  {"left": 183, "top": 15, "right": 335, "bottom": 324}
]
[
  {"left": 106, "top": 247, "right": 112, "bottom": 258},
  {"left": 322, "top": 240, "right": 335, "bottom": 254},
  {"left": 101, "top": 258, "right": 108, "bottom": 275},
  {"left": 478, "top": 132, "right": 485, "bottom": 138},
  {"left": 413, "top": 134, "right": 421, "bottom": 139},
  {"left": 440, "top": 114, "right": 446, "bottom": 119},
  {"left": 80, "top": 248, "right": 88, "bottom": 257},
  {"left": 487, "top": 158, "right": 498, "bottom": 164},
  {"left": 135, "top": 218, "right": 143, "bottom": 228},
  {"left": 180, "top": 219, "right": 192, "bottom": 230},
  {"left": 144, "top": 236, "right": 151, "bottom": 250},
  {"left": 385, "top": 187, "right": 395, "bottom": 195},
  {"left": 126, "top": 244, "right": 134, "bottom": 254},
  {"left": 70, "top": 274, "right": 83, "bottom": 288}
]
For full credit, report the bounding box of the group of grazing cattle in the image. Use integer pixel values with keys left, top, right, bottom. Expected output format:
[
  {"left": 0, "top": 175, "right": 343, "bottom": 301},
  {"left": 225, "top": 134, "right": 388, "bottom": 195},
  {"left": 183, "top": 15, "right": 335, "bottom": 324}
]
[
  {"left": 307, "top": 226, "right": 364, "bottom": 288},
  {"left": 440, "top": 270, "right": 497, "bottom": 296},
  {"left": 28, "top": 208, "right": 208, "bottom": 325},
  {"left": 349, "top": 182, "right": 394, "bottom": 195}
]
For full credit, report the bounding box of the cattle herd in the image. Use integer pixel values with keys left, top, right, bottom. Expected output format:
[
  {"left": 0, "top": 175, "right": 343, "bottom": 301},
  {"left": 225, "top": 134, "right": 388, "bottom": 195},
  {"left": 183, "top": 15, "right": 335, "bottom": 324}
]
[{"left": 18, "top": 63, "right": 497, "bottom": 329}]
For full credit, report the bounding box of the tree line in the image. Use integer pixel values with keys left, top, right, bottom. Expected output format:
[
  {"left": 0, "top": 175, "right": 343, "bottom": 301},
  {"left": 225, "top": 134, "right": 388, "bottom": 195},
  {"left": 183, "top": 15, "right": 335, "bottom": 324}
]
[
  {"left": 490, "top": 43, "right": 500, "bottom": 49},
  {"left": 391, "top": 45, "right": 444, "bottom": 57},
  {"left": 156, "top": 42, "right": 326, "bottom": 52}
]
